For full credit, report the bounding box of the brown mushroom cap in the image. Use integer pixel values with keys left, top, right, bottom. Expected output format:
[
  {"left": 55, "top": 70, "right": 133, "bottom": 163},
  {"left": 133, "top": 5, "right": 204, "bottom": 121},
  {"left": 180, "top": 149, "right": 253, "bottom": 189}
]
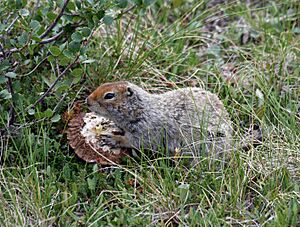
[{"left": 66, "top": 112, "right": 130, "bottom": 165}]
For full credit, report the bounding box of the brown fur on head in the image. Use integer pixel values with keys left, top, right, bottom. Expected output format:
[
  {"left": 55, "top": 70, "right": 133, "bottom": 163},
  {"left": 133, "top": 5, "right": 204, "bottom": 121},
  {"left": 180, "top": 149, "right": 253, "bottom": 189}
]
[
  {"left": 88, "top": 81, "right": 129, "bottom": 104},
  {"left": 86, "top": 81, "right": 143, "bottom": 122}
]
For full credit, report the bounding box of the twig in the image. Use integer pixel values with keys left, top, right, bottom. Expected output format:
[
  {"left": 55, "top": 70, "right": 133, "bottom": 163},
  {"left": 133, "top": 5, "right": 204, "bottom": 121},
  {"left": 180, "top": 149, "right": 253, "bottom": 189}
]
[
  {"left": 40, "top": 0, "right": 70, "bottom": 39},
  {"left": 56, "top": 59, "right": 61, "bottom": 75},
  {"left": 6, "top": 77, "right": 15, "bottom": 127},
  {"left": 52, "top": 81, "right": 81, "bottom": 113},
  {"left": 39, "top": 30, "right": 64, "bottom": 44},
  {"left": 0, "top": 47, "right": 19, "bottom": 58},
  {"left": 39, "top": 22, "right": 83, "bottom": 45},
  {"left": 1, "top": 26, "right": 76, "bottom": 58},
  {"left": 120, "top": 5, "right": 136, "bottom": 16},
  {"left": 2, "top": 55, "right": 18, "bottom": 128},
  {"left": 63, "top": 13, "right": 80, "bottom": 16},
  {"left": 0, "top": 131, "right": 3, "bottom": 164},
  {"left": 6, "top": 15, "right": 19, "bottom": 34},
  {"left": 15, "top": 118, "right": 47, "bottom": 130},
  {"left": 23, "top": 55, "right": 49, "bottom": 76},
  {"left": 0, "top": 43, "right": 4, "bottom": 56},
  {"left": 1, "top": 26, "right": 75, "bottom": 58},
  {"left": 31, "top": 55, "right": 79, "bottom": 108}
]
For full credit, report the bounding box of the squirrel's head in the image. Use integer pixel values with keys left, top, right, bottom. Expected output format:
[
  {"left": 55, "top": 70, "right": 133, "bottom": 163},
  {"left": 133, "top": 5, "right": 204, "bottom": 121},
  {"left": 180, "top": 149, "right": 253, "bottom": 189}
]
[{"left": 87, "top": 81, "right": 147, "bottom": 122}]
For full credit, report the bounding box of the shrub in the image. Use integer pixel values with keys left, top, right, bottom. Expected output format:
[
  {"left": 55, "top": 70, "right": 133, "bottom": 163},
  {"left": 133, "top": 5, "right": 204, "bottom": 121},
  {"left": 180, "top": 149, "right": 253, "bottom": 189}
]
[{"left": 0, "top": 0, "right": 153, "bottom": 128}]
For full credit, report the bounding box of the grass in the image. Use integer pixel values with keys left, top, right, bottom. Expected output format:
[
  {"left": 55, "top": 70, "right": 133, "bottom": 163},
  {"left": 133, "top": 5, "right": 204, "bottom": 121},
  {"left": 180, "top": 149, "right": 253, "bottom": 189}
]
[{"left": 1, "top": 0, "right": 299, "bottom": 225}]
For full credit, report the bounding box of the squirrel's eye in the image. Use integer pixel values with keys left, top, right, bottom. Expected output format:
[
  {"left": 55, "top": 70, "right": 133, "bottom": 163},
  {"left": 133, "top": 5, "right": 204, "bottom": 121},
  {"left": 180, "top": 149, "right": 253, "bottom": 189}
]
[{"left": 104, "top": 93, "right": 115, "bottom": 100}]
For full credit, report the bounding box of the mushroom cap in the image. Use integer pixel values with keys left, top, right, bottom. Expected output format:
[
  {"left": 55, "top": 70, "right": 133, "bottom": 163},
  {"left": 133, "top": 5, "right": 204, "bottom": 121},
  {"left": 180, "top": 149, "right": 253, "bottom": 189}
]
[{"left": 66, "top": 112, "right": 130, "bottom": 165}]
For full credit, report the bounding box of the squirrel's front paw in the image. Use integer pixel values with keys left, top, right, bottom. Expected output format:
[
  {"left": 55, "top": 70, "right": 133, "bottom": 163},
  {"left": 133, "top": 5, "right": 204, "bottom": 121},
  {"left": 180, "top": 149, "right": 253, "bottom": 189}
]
[
  {"left": 99, "top": 134, "right": 117, "bottom": 146},
  {"left": 100, "top": 134, "right": 130, "bottom": 148}
]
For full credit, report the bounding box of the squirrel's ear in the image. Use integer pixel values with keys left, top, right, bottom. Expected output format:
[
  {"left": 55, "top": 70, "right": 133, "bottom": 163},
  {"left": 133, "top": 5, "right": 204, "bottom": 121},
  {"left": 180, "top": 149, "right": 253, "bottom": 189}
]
[{"left": 126, "top": 87, "right": 134, "bottom": 97}]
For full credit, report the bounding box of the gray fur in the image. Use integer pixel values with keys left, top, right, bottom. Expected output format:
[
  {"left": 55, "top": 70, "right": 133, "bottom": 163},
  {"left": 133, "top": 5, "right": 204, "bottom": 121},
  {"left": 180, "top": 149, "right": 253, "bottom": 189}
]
[{"left": 87, "top": 82, "right": 233, "bottom": 159}]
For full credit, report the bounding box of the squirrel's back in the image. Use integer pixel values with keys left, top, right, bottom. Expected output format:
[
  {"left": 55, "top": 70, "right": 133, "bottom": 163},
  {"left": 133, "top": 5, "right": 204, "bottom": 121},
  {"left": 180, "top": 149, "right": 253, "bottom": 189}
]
[
  {"left": 151, "top": 87, "right": 233, "bottom": 153},
  {"left": 87, "top": 82, "right": 233, "bottom": 156}
]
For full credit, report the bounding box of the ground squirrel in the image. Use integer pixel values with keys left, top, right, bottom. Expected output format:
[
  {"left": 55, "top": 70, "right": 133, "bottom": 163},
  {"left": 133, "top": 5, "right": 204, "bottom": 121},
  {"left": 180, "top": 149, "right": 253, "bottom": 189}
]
[{"left": 87, "top": 81, "right": 233, "bottom": 160}]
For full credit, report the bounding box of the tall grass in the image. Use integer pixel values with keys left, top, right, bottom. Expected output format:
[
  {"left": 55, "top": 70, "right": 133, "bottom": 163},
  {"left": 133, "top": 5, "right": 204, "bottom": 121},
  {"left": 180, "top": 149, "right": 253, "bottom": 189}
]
[{"left": 1, "top": 0, "right": 299, "bottom": 225}]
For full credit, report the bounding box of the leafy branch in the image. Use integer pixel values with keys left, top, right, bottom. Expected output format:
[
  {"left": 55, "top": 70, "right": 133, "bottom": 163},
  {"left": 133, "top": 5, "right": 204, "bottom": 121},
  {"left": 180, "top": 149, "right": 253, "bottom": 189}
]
[
  {"left": 30, "top": 55, "right": 79, "bottom": 109},
  {"left": 39, "top": 0, "right": 70, "bottom": 39},
  {"left": 0, "top": 0, "right": 141, "bottom": 130}
]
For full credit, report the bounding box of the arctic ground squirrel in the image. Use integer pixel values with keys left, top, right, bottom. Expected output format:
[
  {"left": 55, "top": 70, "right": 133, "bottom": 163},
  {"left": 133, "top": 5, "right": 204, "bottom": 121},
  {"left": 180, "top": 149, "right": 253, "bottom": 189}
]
[{"left": 87, "top": 81, "right": 233, "bottom": 160}]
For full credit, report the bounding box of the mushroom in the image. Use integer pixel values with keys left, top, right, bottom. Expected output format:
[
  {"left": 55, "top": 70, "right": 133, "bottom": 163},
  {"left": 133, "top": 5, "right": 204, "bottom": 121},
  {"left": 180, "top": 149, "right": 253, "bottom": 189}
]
[{"left": 66, "top": 112, "right": 131, "bottom": 165}]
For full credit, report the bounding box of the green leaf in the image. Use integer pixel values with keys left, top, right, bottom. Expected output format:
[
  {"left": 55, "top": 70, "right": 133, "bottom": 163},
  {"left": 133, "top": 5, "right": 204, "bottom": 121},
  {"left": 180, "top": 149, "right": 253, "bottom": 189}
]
[
  {"left": 68, "top": 41, "right": 81, "bottom": 53},
  {"left": 0, "top": 24, "right": 5, "bottom": 32},
  {"left": 49, "top": 46, "right": 61, "bottom": 56},
  {"left": 178, "top": 183, "right": 190, "bottom": 203},
  {"left": 51, "top": 114, "right": 61, "bottom": 122},
  {"left": 72, "top": 68, "right": 83, "bottom": 77},
  {"left": 30, "top": 20, "right": 41, "bottom": 30},
  {"left": 172, "top": 0, "right": 183, "bottom": 7},
  {"left": 116, "top": 0, "right": 128, "bottom": 8},
  {"left": 56, "top": 84, "right": 69, "bottom": 92},
  {"left": 48, "top": 55, "right": 55, "bottom": 62},
  {"left": 24, "top": 59, "right": 31, "bottom": 65},
  {"left": 87, "top": 177, "right": 96, "bottom": 192},
  {"left": 41, "top": 75, "right": 52, "bottom": 87},
  {"left": 71, "top": 32, "right": 82, "bottom": 42},
  {"left": 0, "top": 59, "right": 10, "bottom": 71},
  {"left": 73, "top": 75, "right": 82, "bottom": 84},
  {"left": 62, "top": 164, "right": 71, "bottom": 179},
  {"left": 44, "top": 109, "right": 54, "bottom": 118},
  {"left": 59, "top": 42, "right": 67, "bottom": 50},
  {"left": 36, "top": 27, "right": 45, "bottom": 36},
  {"left": 28, "top": 43, "right": 39, "bottom": 55},
  {"left": 18, "top": 33, "right": 28, "bottom": 46},
  {"left": 0, "top": 76, "right": 8, "bottom": 84},
  {"left": 0, "top": 89, "right": 12, "bottom": 99},
  {"left": 67, "top": 1, "right": 76, "bottom": 10},
  {"left": 81, "top": 27, "right": 91, "bottom": 37},
  {"left": 133, "top": 0, "right": 143, "bottom": 5},
  {"left": 293, "top": 27, "right": 300, "bottom": 34},
  {"left": 47, "top": 12, "right": 57, "bottom": 20},
  {"left": 143, "top": 0, "right": 155, "bottom": 6},
  {"left": 92, "top": 15, "right": 99, "bottom": 24},
  {"left": 58, "top": 55, "right": 70, "bottom": 66},
  {"left": 80, "top": 46, "right": 88, "bottom": 55},
  {"left": 5, "top": 72, "right": 17, "bottom": 78},
  {"left": 31, "top": 36, "right": 42, "bottom": 42},
  {"left": 71, "top": 68, "right": 83, "bottom": 84},
  {"left": 82, "top": 59, "right": 95, "bottom": 64},
  {"left": 28, "top": 108, "right": 35, "bottom": 115},
  {"left": 19, "top": 8, "right": 30, "bottom": 16},
  {"left": 103, "top": 15, "right": 114, "bottom": 25},
  {"left": 63, "top": 49, "right": 75, "bottom": 59},
  {"left": 96, "top": 10, "right": 105, "bottom": 20},
  {"left": 93, "top": 164, "right": 99, "bottom": 172}
]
